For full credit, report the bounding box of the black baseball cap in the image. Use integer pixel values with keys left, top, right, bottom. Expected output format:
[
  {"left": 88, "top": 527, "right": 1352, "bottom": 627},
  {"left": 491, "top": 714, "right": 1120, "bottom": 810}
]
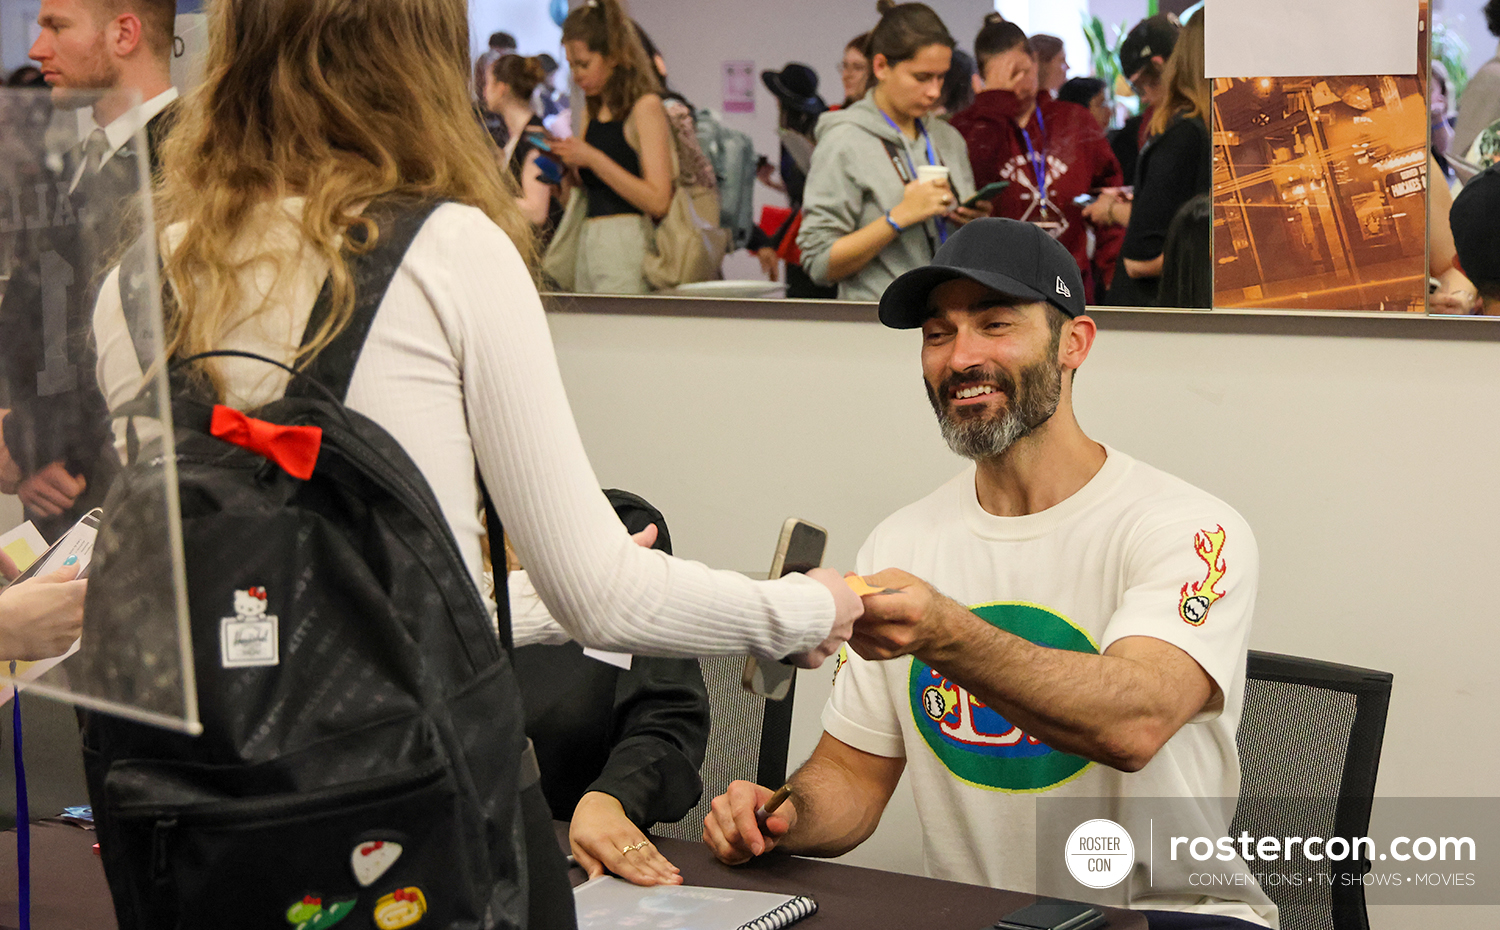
[
  {"left": 878, "top": 219, "right": 1087, "bottom": 328},
  {"left": 1452, "top": 165, "right": 1500, "bottom": 288},
  {"left": 1119, "top": 14, "right": 1180, "bottom": 81}
]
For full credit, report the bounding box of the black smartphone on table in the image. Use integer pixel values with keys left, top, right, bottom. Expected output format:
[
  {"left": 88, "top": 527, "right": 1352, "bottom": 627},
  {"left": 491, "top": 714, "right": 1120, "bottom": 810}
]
[{"left": 992, "top": 899, "right": 1106, "bottom": 930}]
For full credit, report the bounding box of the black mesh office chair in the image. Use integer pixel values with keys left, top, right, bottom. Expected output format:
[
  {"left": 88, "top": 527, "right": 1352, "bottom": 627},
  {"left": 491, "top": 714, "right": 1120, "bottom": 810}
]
[
  {"left": 1229, "top": 651, "right": 1393, "bottom": 930},
  {"left": 652, "top": 656, "right": 796, "bottom": 840}
]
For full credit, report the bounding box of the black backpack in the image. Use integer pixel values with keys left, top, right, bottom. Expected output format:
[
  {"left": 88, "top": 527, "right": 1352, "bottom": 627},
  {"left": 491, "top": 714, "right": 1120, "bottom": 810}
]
[{"left": 76, "top": 201, "right": 575, "bottom": 929}]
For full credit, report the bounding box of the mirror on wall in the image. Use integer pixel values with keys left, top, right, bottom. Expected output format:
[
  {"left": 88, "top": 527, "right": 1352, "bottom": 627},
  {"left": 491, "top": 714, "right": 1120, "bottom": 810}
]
[
  {"left": 0, "top": 0, "right": 1494, "bottom": 315},
  {"left": 483, "top": 0, "right": 1494, "bottom": 317}
]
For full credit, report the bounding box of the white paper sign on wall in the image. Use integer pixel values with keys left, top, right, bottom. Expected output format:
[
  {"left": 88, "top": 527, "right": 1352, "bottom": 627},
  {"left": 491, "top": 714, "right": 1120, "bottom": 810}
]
[
  {"left": 1204, "top": 0, "right": 1419, "bottom": 78},
  {"left": 723, "top": 60, "right": 755, "bottom": 114}
]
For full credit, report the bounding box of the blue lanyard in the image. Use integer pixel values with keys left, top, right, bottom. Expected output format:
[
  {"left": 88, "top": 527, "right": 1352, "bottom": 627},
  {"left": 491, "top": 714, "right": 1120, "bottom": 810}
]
[
  {"left": 12, "top": 663, "right": 30, "bottom": 929},
  {"left": 1020, "top": 107, "right": 1049, "bottom": 214},
  {"left": 878, "top": 108, "right": 948, "bottom": 245}
]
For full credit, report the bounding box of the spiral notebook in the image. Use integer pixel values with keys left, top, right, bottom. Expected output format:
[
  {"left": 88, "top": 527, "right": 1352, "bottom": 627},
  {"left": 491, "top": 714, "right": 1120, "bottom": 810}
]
[{"left": 573, "top": 875, "right": 817, "bottom": 930}]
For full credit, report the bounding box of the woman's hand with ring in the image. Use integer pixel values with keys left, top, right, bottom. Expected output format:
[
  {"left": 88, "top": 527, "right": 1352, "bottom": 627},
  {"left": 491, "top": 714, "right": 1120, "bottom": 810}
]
[
  {"left": 892, "top": 179, "right": 955, "bottom": 228},
  {"left": 569, "top": 791, "right": 683, "bottom": 886}
]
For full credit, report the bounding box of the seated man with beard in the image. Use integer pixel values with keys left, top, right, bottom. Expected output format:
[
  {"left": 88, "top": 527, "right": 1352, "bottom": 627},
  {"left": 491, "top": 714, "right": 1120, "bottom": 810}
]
[{"left": 704, "top": 220, "right": 1274, "bottom": 929}]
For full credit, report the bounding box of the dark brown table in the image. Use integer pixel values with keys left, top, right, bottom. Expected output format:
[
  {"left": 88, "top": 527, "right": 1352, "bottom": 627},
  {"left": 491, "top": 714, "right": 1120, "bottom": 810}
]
[
  {"left": 1, "top": 821, "right": 1147, "bottom": 929},
  {"left": 0, "top": 822, "right": 115, "bottom": 930},
  {"left": 558, "top": 824, "right": 1148, "bottom": 929}
]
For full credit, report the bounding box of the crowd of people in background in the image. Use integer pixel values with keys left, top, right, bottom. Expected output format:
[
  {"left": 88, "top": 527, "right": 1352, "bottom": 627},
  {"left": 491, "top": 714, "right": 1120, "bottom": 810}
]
[
  {"left": 1425, "top": 0, "right": 1500, "bottom": 314},
  {"left": 7, "top": 0, "right": 1495, "bottom": 310},
  {"left": 459, "top": 1, "right": 1221, "bottom": 306},
  {"left": 459, "top": 0, "right": 1498, "bottom": 315}
]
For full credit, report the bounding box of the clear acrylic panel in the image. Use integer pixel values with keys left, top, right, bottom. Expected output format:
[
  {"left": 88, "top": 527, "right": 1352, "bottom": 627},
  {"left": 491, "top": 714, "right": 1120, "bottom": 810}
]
[{"left": 0, "top": 86, "right": 197, "bottom": 734}]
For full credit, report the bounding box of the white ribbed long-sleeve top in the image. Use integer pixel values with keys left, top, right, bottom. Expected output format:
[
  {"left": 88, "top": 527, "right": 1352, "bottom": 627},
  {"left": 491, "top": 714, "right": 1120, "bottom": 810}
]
[{"left": 92, "top": 201, "right": 835, "bottom": 657}]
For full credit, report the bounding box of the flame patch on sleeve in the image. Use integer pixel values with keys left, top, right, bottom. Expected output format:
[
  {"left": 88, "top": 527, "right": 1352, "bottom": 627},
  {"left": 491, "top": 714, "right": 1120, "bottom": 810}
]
[{"left": 1178, "top": 525, "right": 1228, "bottom": 625}]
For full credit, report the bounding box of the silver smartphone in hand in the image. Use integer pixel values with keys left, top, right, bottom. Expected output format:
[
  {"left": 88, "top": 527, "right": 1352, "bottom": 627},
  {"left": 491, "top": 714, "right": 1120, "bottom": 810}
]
[{"left": 741, "top": 518, "right": 827, "bottom": 700}]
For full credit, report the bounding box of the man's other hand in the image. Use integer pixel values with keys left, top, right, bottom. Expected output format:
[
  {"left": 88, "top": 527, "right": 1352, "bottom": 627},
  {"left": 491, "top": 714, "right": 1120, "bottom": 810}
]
[
  {"left": 16, "top": 461, "right": 86, "bottom": 518},
  {"left": 703, "top": 779, "right": 797, "bottom": 865}
]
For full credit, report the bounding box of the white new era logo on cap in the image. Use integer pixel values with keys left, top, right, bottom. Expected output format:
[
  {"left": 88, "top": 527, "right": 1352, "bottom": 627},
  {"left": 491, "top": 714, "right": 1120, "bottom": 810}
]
[{"left": 1056, "top": 277, "right": 1071, "bottom": 298}]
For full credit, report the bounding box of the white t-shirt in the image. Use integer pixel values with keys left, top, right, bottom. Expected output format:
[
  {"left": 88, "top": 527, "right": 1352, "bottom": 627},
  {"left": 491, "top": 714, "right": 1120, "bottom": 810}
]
[
  {"left": 91, "top": 200, "right": 836, "bottom": 659},
  {"left": 823, "top": 448, "right": 1276, "bottom": 926}
]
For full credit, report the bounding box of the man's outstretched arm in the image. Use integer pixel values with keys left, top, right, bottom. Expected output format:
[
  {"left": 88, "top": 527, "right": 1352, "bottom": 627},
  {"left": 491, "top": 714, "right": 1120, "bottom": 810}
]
[
  {"left": 851, "top": 569, "right": 1216, "bottom": 773},
  {"left": 703, "top": 732, "right": 904, "bottom": 864}
]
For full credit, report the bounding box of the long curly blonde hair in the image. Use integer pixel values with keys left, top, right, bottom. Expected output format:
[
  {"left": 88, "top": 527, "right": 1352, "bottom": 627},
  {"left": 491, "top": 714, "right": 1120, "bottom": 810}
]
[{"left": 156, "top": 0, "right": 534, "bottom": 396}]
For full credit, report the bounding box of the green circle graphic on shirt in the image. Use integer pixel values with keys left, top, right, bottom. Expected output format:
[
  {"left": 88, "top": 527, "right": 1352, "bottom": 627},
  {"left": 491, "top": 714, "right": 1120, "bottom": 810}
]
[{"left": 908, "top": 601, "right": 1098, "bottom": 792}]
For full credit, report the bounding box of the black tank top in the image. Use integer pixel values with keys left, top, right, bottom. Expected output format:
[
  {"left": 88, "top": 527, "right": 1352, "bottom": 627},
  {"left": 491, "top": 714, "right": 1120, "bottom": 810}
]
[{"left": 580, "top": 116, "right": 643, "bottom": 218}]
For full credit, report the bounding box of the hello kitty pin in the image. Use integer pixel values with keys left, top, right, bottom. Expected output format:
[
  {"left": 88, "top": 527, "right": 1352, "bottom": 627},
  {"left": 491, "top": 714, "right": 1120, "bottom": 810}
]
[{"left": 352, "top": 840, "right": 403, "bottom": 887}]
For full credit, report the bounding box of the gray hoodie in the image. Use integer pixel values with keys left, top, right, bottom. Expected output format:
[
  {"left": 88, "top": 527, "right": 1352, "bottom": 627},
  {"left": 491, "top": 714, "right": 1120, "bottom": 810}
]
[{"left": 797, "top": 96, "right": 975, "bottom": 302}]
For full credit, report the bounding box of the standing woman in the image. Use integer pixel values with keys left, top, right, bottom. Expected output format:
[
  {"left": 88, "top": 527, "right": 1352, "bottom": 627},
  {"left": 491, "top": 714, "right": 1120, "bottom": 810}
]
[
  {"left": 1090, "top": 9, "right": 1210, "bottom": 307},
  {"left": 552, "top": 0, "right": 673, "bottom": 294},
  {"left": 798, "top": 1, "right": 981, "bottom": 302},
  {"left": 486, "top": 54, "right": 563, "bottom": 236},
  {"left": 838, "top": 32, "right": 873, "bottom": 108},
  {"left": 89, "top": 0, "right": 859, "bottom": 924}
]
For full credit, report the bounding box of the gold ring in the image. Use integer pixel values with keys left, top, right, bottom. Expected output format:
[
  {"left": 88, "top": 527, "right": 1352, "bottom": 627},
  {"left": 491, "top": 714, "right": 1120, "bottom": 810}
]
[{"left": 621, "top": 841, "right": 648, "bottom": 854}]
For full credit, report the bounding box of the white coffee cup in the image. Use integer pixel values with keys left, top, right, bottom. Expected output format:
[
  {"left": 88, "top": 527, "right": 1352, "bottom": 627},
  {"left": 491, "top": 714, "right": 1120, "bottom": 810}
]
[{"left": 915, "top": 164, "right": 950, "bottom": 186}]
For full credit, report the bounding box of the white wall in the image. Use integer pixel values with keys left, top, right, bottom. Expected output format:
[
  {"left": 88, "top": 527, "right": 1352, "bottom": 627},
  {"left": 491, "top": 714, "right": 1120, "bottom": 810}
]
[
  {"left": 0, "top": 0, "right": 39, "bottom": 76},
  {"left": 1435, "top": 0, "right": 1497, "bottom": 80},
  {"left": 546, "top": 298, "right": 1500, "bottom": 929},
  {"left": 469, "top": 0, "right": 564, "bottom": 67},
  {"left": 0, "top": 496, "right": 19, "bottom": 538}
]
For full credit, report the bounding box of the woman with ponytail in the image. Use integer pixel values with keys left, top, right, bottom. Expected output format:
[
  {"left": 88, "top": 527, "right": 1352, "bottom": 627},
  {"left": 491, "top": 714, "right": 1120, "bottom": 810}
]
[
  {"left": 487, "top": 54, "right": 564, "bottom": 236},
  {"left": 797, "top": 1, "right": 981, "bottom": 302},
  {"left": 554, "top": 0, "right": 674, "bottom": 293}
]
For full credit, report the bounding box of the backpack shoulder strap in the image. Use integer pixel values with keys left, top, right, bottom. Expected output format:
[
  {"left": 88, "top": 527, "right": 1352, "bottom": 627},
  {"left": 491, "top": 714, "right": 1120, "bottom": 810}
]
[{"left": 288, "top": 199, "right": 445, "bottom": 403}]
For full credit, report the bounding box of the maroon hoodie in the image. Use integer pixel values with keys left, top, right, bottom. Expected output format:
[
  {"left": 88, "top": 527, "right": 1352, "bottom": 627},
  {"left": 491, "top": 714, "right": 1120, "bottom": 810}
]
[{"left": 950, "top": 90, "right": 1125, "bottom": 302}]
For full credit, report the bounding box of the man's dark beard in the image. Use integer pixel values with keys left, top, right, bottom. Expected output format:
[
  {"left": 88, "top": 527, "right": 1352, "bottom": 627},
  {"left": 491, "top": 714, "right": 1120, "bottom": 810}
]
[{"left": 925, "top": 357, "right": 1062, "bottom": 461}]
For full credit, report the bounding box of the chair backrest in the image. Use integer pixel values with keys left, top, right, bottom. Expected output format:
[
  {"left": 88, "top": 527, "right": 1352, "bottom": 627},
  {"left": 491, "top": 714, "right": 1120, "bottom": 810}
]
[
  {"left": 652, "top": 656, "right": 796, "bottom": 841},
  {"left": 1229, "top": 651, "right": 1393, "bottom": 930}
]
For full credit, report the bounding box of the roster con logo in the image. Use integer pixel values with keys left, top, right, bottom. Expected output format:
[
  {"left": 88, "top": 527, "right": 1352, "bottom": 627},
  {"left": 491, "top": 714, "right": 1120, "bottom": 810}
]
[{"left": 1066, "top": 819, "right": 1134, "bottom": 889}]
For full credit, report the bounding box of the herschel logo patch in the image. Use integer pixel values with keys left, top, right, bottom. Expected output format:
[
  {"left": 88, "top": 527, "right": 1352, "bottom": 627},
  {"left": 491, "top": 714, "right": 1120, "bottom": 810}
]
[{"left": 221, "top": 586, "right": 279, "bottom": 668}]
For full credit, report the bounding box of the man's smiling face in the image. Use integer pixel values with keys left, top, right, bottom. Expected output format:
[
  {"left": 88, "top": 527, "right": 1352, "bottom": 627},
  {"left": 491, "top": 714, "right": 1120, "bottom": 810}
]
[{"left": 920, "top": 277, "right": 1064, "bottom": 461}]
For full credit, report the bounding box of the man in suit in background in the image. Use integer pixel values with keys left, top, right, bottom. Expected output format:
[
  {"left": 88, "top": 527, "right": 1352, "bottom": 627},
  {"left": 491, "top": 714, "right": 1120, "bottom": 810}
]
[{"left": 0, "top": 0, "right": 177, "bottom": 540}]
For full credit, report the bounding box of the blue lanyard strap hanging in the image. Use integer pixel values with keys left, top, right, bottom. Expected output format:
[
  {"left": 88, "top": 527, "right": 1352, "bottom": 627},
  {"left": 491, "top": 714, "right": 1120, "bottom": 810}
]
[
  {"left": 11, "top": 662, "right": 30, "bottom": 929},
  {"left": 1020, "top": 107, "right": 1051, "bottom": 219},
  {"left": 878, "top": 109, "right": 948, "bottom": 245}
]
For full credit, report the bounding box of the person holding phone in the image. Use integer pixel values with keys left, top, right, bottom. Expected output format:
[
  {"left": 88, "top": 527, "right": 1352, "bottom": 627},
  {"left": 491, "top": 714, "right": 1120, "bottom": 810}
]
[
  {"left": 485, "top": 54, "right": 564, "bottom": 238},
  {"left": 796, "top": 1, "right": 981, "bottom": 302},
  {"left": 551, "top": 0, "right": 674, "bottom": 294},
  {"left": 950, "top": 14, "right": 1125, "bottom": 303},
  {"left": 0, "top": 562, "right": 85, "bottom": 661},
  {"left": 1089, "top": 10, "right": 1210, "bottom": 308}
]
